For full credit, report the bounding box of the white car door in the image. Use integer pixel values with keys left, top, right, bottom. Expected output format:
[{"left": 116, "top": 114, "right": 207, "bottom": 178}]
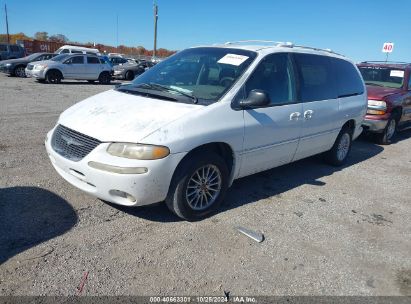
[
  {"left": 292, "top": 53, "right": 341, "bottom": 161},
  {"left": 238, "top": 53, "right": 303, "bottom": 178}
]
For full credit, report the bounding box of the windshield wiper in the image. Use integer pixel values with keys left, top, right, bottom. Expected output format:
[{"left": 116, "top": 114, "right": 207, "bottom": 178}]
[
  {"left": 139, "top": 83, "right": 198, "bottom": 104},
  {"left": 365, "top": 82, "right": 384, "bottom": 87}
]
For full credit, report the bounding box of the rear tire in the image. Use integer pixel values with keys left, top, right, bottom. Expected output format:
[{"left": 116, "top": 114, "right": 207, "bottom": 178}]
[
  {"left": 376, "top": 115, "right": 398, "bottom": 145},
  {"left": 324, "top": 126, "right": 352, "bottom": 166},
  {"left": 45, "top": 70, "right": 62, "bottom": 84},
  {"left": 125, "top": 70, "right": 135, "bottom": 81},
  {"left": 166, "top": 152, "right": 229, "bottom": 221},
  {"left": 98, "top": 72, "right": 111, "bottom": 84}
]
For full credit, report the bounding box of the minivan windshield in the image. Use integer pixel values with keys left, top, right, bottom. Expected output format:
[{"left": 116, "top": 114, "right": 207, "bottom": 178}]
[
  {"left": 116, "top": 47, "right": 257, "bottom": 105},
  {"left": 51, "top": 54, "right": 70, "bottom": 62},
  {"left": 359, "top": 66, "right": 404, "bottom": 89}
]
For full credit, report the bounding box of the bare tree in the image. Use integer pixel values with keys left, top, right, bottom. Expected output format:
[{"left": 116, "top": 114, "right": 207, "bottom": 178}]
[{"left": 34, "top": 32, "right": 49, "bottom": 41}]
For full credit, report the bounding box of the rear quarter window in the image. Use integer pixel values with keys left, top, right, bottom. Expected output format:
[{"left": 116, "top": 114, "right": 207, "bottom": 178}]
[
  {"left": 293, "top": 53, "right": 337, "bottom": 102},
  {"left": 331, "top": 58, "right": 364, "bottom": 97}
]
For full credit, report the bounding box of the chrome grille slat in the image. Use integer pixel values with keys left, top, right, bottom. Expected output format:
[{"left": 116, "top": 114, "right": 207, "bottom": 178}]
[{"left": 51, "top": 124, "right": 101, "bottom": 161}]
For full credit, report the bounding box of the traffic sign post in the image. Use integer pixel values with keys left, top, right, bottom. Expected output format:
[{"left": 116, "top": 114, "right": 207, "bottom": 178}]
[{"left": 382, "top": 42, "right": 394, "bottom": 62}]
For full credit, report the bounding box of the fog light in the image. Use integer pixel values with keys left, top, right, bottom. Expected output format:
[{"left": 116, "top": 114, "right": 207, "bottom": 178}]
[
  {"left": 109, "top": 190, "right": 136, "bottom": 202},
  {"left": 88, "top": 161, "right": 148, "bottom": 174}
]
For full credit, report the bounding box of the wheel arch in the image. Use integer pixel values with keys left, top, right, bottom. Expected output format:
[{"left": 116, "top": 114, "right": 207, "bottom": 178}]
[{"left": 172, "top": 142, "right": 236, "bottom": 185}]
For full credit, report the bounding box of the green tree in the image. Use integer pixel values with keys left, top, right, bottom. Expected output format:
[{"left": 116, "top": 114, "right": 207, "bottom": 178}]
[{"left": 34, "top": 31, "right": 48, "bottom": 41}]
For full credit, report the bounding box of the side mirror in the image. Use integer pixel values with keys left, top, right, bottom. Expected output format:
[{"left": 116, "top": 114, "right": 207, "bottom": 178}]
[{"left": 239, "top": 89, "right": 270, "bottom": 109}]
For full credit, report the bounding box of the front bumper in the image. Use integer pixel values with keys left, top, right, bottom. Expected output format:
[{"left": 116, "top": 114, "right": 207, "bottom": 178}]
[
  {"left": 113, "top": 70, "right": 126, "bottom": 79},
  {"left": 362, "top": 114, "right": 390, "bottom": 133},
  {"left": 0, "top": 65, "right": 13, "bottom": 74},
  {"left": 45, "top": 127, "right": 186, "bottom": 207},
  {"left": 27, "top": 68, "right": 46, "bottom": 79}
]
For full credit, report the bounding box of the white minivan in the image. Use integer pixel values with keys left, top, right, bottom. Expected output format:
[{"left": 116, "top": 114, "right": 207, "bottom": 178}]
[
  {"left": 55, "top": 45, "right": 100, "bottom": 55},
  {"left": 45, "top": 41, "right": 367, "bottom": 220}
]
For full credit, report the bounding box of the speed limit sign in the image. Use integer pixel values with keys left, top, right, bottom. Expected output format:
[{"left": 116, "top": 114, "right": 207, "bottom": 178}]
[{"left": 382, "top": 42, "right": 394, "bottom": 53}]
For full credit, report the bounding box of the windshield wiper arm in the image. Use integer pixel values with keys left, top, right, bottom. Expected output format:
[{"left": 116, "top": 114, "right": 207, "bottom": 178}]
[
  {"left": 147, "top": 83, "right": 198, "bottom": 104},
  {"left": 365, "top": 82, "right": 384, "bottom": 87}
]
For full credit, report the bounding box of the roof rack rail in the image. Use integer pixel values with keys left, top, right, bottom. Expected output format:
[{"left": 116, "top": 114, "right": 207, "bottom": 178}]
[
  {"left": 293, "top": 45, "right": 343, "bottom": 56},
  {"left": 360, "top": 61, "right": 410, "bottom": 65},
  {"left": 224, "top": 40, "right": 294, "bottom": 47}
]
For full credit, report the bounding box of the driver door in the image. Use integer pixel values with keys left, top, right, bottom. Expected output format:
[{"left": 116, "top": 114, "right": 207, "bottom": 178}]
[
  {"left": 238, "top": 53, "right": 303, "bottom": 178},
  {"left": 63, "top": 55, "right": 85, "bottom": 78}
]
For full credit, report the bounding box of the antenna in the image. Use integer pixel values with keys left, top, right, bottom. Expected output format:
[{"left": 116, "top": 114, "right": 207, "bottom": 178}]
[
  {"left": 153, "top": 0, "right": 158, "bottom": 59},
  {"left": 5, "top": 4, "right": 10, "bottom": 44}
]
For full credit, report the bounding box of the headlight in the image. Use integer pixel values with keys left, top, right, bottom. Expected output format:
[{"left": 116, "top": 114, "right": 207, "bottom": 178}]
[
  {"left": 367, "top": 100, "right": 386, "bottom": 115},
  {"left": 35, "top": 64, "right": 47, "bottom": 70},
  {"left": 107, "top": 143, "right": 170, "bottom": 160},
  {"left": 5, "top": 63, "right": 12, "bottom": 67}
]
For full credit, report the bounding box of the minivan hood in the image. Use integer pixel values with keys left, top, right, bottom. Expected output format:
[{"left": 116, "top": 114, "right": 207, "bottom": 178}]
[
  {"left": 366, "top": 85, "right": 402, "bottom": 100},
  {"left": 58, "top": 89, "right": 203, "bottom": 142}
]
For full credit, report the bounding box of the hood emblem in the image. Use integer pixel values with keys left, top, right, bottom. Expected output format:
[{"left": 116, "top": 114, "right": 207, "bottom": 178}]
[{"left": 61, "top": 134, "right": 84, "bottom": 147}]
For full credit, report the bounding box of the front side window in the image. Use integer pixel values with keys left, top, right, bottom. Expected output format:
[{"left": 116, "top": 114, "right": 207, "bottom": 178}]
[
  {"left": 244, "top": 53, "right": 295, "bottom": 106},
  {"left": 358, "top": 66, "right": 405, "bottom": 89},
  {"left": 408, "top": 73, "right": 411, "bottom": 90},
  {"left": 294, "top": 53, "right": 337, "bottom": 102},
  {"left": 65, "top": 56, "right": 84, "bottom": 64},
  {"left": 0, "top": 45, "right": 7, "bottom": 51},
  {"left": 61, "top": 49, "right": 70, "bottom": 54},
  {"left": 123, "top": 47, "right": 257, "bottom": 105}
]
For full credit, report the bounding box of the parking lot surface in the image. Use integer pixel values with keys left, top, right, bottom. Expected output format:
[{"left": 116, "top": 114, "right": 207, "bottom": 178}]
[{"left": 1, "top": 75, "right": 410, "bottom": 296}]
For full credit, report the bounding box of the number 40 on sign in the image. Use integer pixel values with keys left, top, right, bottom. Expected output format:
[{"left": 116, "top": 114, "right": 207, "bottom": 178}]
[{"left": 382, "top": 42, "right": 394, "bottom": 53}]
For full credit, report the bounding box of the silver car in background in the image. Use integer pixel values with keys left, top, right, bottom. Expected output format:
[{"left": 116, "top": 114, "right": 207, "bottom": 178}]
[{"left": 25, "top": 54, "right": 112, "bottom": 84}]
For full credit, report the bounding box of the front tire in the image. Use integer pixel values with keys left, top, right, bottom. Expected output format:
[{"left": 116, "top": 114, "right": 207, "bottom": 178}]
[
  {"left": 125, "top": 70, "right": 135, "bottom": 81},
  {"left": 45, "top": 70, "right": 62, "bottom": 84},
  {"left": 376, "top": 115, "right": 398, "bottom": 145},
  {"left": 166, "top": 152, "right": 229, "bottom": 221},
  {"left": 324, "top": 127, "right": 352, "bottom": 166}
]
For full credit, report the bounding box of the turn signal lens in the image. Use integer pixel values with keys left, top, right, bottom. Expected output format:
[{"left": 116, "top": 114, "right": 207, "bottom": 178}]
[{"left": 107, "top": 143, "right": 170, "bottom": 160}]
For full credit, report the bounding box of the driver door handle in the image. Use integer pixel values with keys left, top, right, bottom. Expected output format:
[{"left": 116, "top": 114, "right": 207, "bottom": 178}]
[
  {"left": 304, "top": 110, "right": 314, "bottom": 119},
  {"left": 289, "top": 112, "right": 301, "bottom": 120}
]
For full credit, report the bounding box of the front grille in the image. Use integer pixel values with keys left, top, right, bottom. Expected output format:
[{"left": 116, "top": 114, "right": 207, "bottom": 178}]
[
  {"left": 27, "top": 64, "right": 33, "bottom": 70},
  {"left": 51, "top": 125, "right": 101, "bottom": 161}
]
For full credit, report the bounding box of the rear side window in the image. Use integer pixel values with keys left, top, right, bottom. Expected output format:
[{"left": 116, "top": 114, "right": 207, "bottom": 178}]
[
  {"left": 244, "top": 53, "right": 295, "bottom": 106},
  {"left": 10, "top": 45, "right": 20, "bottom": 52},
  {"left": 331, "top": 58, "right": 364, "bottom": 97},
  {"left": 87, "top": 56, "right": 100, "bottom": 64},
  {"left": 294, "top": 53, "right": 337, "bottom": 102}
]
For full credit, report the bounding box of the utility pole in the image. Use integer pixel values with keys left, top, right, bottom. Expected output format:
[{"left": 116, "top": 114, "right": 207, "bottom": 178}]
[
  {"left": 5, "top": 4, "right": 10, "bottom": 44},
  {"left": 153, "top": 1, "right": 158, "bottom": 59},
  {"left": 116, "top": 14, "right": 119, "bottom": 52}
]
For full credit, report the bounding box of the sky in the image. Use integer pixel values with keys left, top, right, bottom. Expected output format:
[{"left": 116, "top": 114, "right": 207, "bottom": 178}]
[{"left": 1, "top": 0, "right": 410, "bottom": 62}]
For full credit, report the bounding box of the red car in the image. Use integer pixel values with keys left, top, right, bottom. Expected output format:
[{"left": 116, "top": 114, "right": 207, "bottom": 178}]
[{"left": 357, "top": 62, "right": 411, "bottom": 144}]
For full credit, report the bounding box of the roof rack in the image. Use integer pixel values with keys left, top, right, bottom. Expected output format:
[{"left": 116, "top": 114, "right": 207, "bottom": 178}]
[
  {"left": 223, "top": 40, "right": 294, "bottom": 48},
  {"left": 360, "top": 61, "right": 410, "bottom": 65},
  {"left": 222, "top": 40, "right": 343, "bottom": 56},
  {"left": 293, "top": 45, "right": 343, "bottom": 56}
]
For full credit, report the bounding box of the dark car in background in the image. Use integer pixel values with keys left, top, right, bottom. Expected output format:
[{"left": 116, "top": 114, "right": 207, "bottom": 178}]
[
  {"left": 0, "top": 43, "right": 25, "bottom": 61},
  {"left": 113, "top": 60, "right": 155, "bottom": 80},
  {"left": 0, "top": 52, "right": 57, "bottom": 77},
  {"left": 357, "top": 61, "right": 411, "bottom": 144}
]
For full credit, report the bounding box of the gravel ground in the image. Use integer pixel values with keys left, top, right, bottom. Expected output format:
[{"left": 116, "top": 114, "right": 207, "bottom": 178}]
[{"left": 0, "top": 75, "right": 410, "bottom": 296}]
